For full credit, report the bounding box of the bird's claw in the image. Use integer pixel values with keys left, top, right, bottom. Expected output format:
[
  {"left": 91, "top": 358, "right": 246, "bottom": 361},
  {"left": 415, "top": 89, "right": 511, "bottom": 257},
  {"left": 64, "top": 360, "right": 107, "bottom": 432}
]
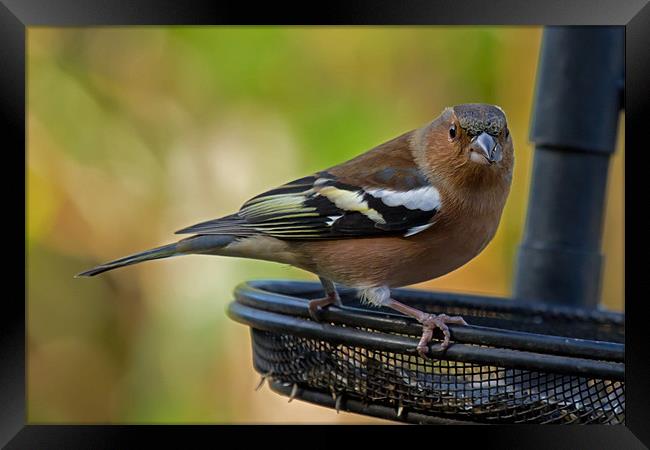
[
  {"left": 308, "top": 302, "right": 324, "bottom": 321},
  {"left": 307, "top": 296, "right": 338, "bottom": 321},
  {"left": 416, "top": 313, "right": 468, "bottom": 357}
]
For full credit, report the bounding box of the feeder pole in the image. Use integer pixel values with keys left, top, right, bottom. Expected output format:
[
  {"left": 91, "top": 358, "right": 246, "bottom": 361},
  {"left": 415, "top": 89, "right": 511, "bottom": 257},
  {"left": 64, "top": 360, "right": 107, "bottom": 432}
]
[{"left": 513, "top": 26, "right": 624, "bottom": 308}]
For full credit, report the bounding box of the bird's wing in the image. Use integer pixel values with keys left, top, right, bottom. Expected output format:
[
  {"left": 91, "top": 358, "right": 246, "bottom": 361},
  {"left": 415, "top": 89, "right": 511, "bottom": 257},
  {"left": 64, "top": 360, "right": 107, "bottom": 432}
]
[{"left": 175, "top": 170, "right": 441, "bottom": 240}]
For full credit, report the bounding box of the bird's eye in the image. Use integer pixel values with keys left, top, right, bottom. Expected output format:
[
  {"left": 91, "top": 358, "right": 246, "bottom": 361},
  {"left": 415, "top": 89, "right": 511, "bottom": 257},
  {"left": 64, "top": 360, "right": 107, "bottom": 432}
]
[{"left": 449, "top": 124, "right": 457, "bottom": 139}]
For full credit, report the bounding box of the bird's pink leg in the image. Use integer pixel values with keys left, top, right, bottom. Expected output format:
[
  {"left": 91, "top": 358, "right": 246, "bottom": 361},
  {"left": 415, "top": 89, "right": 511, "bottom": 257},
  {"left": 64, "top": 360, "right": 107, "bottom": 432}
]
[
  {"left": 384, "top": 298, "right": 467, "bottom": 357},
  {"left": 308, "top": 277, "right": 342, "bottom": 321}
]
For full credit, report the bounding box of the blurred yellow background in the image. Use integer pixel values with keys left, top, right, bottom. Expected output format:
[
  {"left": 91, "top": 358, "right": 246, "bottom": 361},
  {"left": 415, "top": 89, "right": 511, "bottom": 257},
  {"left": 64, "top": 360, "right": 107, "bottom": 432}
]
[{"left": 27, "top": 27, "right": 624, "bottom": 423}]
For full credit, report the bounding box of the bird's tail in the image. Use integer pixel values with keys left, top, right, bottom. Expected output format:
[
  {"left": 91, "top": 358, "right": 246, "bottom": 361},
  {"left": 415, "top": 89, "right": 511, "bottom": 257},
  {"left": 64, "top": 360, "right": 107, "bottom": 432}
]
[
  {"left": 75, "top": 234, "right": 236, "bottom": 277},
  {"left": 75, "top": 242, "right": 180, "bottom": 277}
]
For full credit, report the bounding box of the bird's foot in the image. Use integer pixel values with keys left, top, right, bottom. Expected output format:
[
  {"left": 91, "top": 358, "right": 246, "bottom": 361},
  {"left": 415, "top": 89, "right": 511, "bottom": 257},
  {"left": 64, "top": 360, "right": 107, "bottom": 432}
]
[
  {"left": 416, "top": 313, "right": 468, "bottom": 358},
  {"left": 382, "top": 297, "right": 468, "bottom": 357},
  {"left": 308, "top": 295, "right": 339, "bottom": 321}
]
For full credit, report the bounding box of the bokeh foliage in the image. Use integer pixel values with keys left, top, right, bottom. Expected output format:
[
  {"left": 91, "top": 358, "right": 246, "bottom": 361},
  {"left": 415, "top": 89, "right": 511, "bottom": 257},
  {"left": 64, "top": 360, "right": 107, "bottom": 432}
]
[{"left": 27, "top": 27, "right": 624, "bottom": 423}]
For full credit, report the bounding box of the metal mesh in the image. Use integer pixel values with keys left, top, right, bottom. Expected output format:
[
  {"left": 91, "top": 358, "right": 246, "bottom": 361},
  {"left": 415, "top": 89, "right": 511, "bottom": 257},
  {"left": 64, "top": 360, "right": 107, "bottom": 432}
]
[{"left": 251, "top": 328, "right": 624, "bottom": 424}]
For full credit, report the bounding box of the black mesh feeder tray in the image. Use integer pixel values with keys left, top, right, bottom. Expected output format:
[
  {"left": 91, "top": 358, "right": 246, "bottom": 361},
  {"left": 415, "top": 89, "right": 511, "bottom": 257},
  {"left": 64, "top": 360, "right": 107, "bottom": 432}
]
[{"left": 227, "top": 280, "right": 624, "bottom": 425}]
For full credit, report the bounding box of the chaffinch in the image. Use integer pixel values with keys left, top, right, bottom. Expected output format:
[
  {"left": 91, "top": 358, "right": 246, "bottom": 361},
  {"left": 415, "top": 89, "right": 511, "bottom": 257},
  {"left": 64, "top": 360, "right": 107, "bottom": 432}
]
[{"left": 78, "top": 103, "right": 514, "bottom": 357}]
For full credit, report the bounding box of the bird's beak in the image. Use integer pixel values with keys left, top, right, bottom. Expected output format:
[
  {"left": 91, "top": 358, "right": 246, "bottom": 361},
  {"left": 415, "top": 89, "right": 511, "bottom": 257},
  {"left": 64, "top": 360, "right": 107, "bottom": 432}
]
[{"left": 470, "top": 132, "right": 502, "bottom": 164}]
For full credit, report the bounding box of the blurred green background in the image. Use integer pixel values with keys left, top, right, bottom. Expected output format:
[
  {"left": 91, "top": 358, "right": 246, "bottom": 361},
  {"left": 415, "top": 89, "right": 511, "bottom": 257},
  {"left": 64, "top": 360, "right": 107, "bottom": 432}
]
[{"left": 27, "top": 27, "right": 624, "bottom": 423}]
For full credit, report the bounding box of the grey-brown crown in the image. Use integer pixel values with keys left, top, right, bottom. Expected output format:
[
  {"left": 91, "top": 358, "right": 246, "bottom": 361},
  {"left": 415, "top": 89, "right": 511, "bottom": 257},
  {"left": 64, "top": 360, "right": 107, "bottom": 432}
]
[{"left": 452, "top": 104, "right": 507, "bottom": 137}]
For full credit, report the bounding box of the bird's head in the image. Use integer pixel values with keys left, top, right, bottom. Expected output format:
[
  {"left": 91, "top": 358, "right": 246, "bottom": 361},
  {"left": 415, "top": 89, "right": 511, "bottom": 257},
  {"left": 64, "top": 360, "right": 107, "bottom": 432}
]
[{"left": 414, "top": 103, "right": 514, "bottom": 191}]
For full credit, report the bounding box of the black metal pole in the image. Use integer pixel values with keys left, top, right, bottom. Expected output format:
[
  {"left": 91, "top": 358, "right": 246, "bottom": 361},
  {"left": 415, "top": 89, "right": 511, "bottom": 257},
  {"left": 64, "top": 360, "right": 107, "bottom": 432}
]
[{"left": 513, "top": 27, "right": 624, "bottom": 308}]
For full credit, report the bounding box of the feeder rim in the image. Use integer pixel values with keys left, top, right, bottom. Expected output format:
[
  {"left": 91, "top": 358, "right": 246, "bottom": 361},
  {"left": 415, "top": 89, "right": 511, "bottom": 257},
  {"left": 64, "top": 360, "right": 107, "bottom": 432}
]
[
  {"left": 242, "top": 279, "right": 624, "bottom": 325},
  {"left": 234, "top": 280, "right": 624, "bottom": 362}
]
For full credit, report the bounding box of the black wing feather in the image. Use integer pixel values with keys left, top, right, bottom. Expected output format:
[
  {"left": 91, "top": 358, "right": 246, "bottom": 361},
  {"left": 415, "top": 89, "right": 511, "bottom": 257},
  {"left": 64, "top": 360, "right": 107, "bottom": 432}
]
[{"left": 175, "top": 171, "right": 439, "bottom": 240}]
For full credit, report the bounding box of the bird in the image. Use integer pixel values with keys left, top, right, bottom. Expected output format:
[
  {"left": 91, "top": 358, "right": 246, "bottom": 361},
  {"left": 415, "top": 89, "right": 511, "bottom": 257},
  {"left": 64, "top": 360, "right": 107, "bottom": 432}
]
[{"left": 77, "top": 103, "right": 514, "bottom": 357}]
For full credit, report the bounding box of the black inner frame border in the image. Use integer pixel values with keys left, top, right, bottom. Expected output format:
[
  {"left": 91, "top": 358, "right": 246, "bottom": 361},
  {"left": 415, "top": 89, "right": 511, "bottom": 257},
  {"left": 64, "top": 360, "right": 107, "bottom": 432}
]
[{"left": 3, "top": 0, "right": 647, "bottom": 448}]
